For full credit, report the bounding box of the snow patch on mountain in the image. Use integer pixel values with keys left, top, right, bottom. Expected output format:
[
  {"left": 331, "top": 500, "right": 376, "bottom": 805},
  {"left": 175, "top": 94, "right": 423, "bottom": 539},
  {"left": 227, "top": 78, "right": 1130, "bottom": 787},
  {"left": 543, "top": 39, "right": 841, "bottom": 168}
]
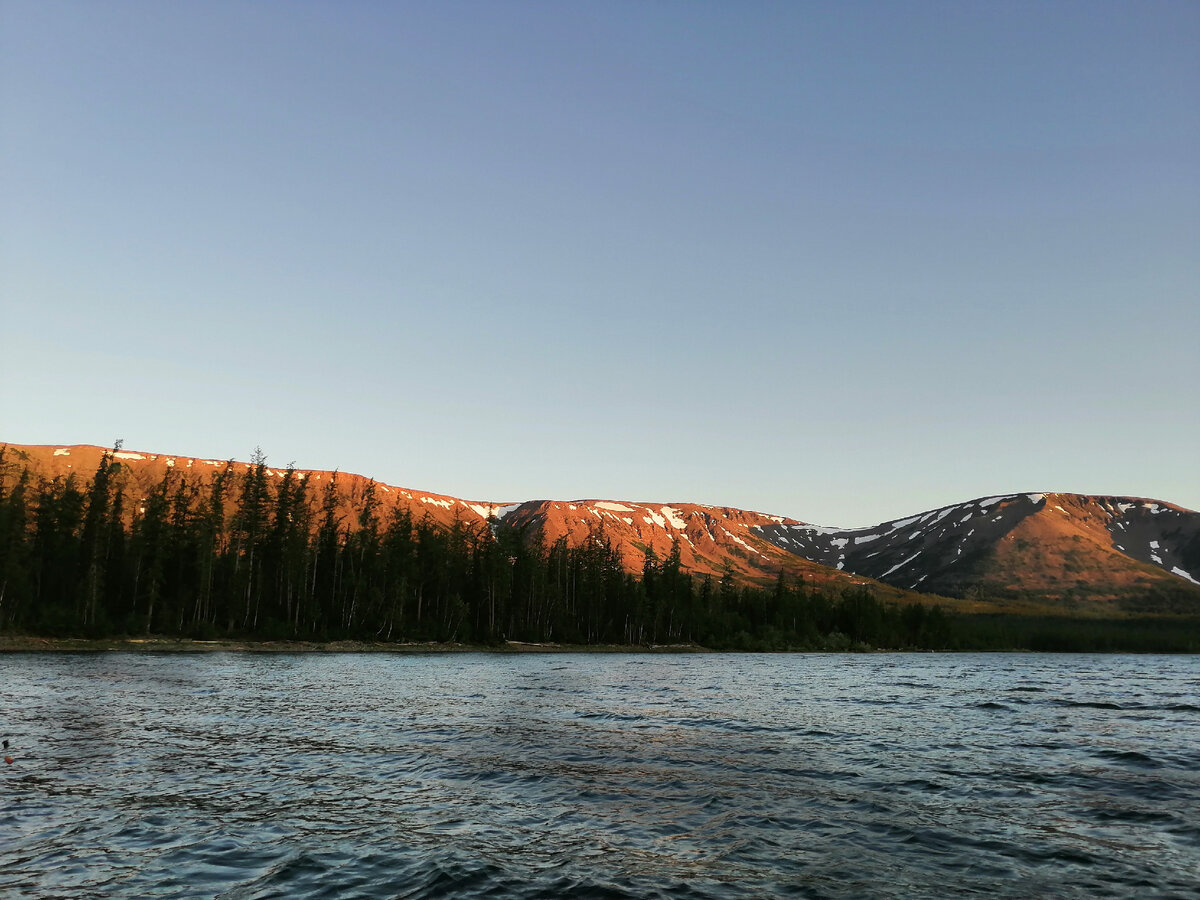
[
  {"left": 662, "top": 507, "right": 688, "bottom": 530},
  {"left": 882, "top": 551, "right": 922, "bottom": 578},
  {"left": 1172, "top": 567, "right": 1199, "bottom": 585}
]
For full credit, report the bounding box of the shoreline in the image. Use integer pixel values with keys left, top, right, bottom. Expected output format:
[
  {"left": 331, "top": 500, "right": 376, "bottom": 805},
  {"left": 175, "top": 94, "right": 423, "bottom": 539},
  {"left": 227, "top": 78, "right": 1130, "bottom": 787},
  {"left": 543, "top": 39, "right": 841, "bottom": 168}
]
[
  {"left": 2, "top": 634, "right": 1194, "bottom": 655},
  {"left": 0, "top": 636, "right": 713, "bottom": 654}
]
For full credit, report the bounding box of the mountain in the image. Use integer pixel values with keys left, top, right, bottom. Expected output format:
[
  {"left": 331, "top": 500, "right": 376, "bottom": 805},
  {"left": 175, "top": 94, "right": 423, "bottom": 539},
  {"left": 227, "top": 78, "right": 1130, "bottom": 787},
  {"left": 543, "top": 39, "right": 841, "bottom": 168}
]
[
  {"left": 756, "top": 493, "right": 1200, "bottom": 614},
  {"left": 3, "top": 443, "right": 516, "bottom": 533},
  {"left": 5, "top": 443, "right": 1198, "bottom": 614},
  {"left": 2, "top": 443, "right": 887, "bottom": 594},
  {"left": 498, "top": 499, "right": 888, "bottom": 590}
]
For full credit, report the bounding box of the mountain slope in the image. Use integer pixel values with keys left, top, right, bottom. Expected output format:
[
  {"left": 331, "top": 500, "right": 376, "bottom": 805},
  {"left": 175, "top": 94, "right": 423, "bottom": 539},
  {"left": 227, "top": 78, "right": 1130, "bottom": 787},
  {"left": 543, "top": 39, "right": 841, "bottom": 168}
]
[
  {"left": 8, "top": 443, "right": 1198, "bottom": 613},
  {"left": 1, "top": 443, "right": 884, "bottom": 594},
  {"left": 756, "top": 493, "right": 1200, "bottom": 613},
  {"left": 0, "top": 443, "right": 515, "bottom": 533},
  {"left": 499, "top": 499, "right": 887, "bottom": 589}
]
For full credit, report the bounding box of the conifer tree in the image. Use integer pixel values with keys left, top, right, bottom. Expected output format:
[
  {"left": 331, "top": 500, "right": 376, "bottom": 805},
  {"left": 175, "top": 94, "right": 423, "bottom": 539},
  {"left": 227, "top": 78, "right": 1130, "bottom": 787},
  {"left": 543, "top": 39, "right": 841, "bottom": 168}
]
[
  {"left": 0, "top": 464, "right": 30, "bottom": 628},
  {"left": 232, "top": 448, "right": 270, "bottom": 630}
]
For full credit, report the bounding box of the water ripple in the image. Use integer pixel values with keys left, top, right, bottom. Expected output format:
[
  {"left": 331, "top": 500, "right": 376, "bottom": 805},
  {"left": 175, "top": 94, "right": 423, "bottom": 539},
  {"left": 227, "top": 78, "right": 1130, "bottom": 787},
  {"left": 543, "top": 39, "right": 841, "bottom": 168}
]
[{"left": 1, "top": 652, "right": 1197, "bottom": 898}]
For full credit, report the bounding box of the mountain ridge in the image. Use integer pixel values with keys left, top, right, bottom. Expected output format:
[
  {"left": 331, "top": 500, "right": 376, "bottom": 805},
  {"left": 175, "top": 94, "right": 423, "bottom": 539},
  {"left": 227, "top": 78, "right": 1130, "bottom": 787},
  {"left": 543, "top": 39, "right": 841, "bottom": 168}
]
[
  {"left": 4, "top": 442, "right": 1198, "bottom": 614},
  {"left": 757, "top": 492, "right": 1200, "bottom": 613}
]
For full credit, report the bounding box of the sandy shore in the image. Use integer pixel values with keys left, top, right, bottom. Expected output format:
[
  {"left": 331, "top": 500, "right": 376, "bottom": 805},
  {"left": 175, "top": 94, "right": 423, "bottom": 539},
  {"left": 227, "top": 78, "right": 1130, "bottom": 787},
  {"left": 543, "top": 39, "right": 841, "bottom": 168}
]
[{"left": 0, "top": 635, "right": 711, "bottom": 654}]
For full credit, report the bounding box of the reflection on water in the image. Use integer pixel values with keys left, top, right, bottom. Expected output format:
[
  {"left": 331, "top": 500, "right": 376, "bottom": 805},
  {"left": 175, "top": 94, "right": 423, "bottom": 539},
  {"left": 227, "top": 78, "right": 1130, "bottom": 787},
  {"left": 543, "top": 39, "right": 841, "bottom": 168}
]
[{"left": 1, "top": 652, "right": 1197, "bottom": 898}]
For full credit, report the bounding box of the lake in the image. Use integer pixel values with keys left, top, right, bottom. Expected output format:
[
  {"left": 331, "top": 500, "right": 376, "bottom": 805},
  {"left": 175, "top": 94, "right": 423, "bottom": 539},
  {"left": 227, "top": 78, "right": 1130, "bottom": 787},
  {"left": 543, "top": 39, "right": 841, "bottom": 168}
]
[{"left": 1, "top": 652, "right": 1197, "bottom": 898}]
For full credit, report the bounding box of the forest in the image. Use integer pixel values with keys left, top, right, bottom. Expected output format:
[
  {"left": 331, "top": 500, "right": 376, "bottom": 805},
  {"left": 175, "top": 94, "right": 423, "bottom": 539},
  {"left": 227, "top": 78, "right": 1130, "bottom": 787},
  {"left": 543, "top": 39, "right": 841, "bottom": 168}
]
[{"left": 1, "top": 446, "right": 1196, "bottom": 652}]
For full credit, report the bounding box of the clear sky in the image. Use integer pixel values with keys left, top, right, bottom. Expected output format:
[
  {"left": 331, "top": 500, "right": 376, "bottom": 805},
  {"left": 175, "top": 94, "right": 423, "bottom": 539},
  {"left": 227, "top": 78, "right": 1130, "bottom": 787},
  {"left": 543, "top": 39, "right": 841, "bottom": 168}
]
[{"left": 2, "top": 1, "right": 1197, "bottom": 527}]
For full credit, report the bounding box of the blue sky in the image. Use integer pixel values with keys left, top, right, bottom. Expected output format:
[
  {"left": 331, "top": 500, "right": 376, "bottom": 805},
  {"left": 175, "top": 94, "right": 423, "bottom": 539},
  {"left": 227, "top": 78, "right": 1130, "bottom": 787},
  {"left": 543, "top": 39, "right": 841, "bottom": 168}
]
[{"left": 2, "top": 1, "right": 1197, "bottom": 526}]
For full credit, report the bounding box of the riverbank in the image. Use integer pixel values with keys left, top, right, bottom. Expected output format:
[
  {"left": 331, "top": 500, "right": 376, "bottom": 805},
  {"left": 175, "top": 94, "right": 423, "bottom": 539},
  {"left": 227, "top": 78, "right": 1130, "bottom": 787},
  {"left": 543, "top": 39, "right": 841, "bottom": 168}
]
[{"left": 0, "top": 635, "right": 712, "bottom": 654}]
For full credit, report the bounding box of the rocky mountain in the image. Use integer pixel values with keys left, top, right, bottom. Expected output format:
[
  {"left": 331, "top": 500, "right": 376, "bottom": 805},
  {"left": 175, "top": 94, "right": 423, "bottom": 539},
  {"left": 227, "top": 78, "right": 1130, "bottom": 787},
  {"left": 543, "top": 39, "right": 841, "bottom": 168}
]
[{"left": 756, "top": 493, "right": 1200, "bottom": 613}]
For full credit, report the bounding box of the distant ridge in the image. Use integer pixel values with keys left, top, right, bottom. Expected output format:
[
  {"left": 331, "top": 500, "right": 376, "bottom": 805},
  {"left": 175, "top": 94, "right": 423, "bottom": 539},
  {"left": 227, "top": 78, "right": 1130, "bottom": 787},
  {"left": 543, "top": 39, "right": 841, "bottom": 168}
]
[
  {"left": 3, "top": 443, "right": 515, "bottom": 533},
  {"left": 0, "top": 443, "right": 897, "bottom": 596},
  {"left": 4, "top": 442, "right": 1199, "bottom": 614},
  {"left": 757, "top": 493, "right": 1200, "bottom": 614}
]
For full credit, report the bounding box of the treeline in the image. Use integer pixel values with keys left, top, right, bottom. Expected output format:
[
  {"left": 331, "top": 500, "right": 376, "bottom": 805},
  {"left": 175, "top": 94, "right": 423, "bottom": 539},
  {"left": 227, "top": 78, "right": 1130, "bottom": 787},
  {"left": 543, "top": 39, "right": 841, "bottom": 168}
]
[
  {"left": 0, "top": 446, "right": 956, "bottom": 649},
  {"left": 5, "top": 447, "right": 1195, "bottom": 651},
  {"left": 941, "top": 614, "right": 1200, "bottom": 653}
]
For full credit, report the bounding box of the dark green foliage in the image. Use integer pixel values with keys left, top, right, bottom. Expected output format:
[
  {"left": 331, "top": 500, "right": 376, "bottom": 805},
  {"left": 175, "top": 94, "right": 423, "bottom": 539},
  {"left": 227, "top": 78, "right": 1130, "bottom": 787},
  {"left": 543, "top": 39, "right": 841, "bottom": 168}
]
[
  {"left": 0, "top": 447, "right": 1195, "bottom": 652},
  {"left": 941, "top": 614, "right": 1200, "bottom": 653}
]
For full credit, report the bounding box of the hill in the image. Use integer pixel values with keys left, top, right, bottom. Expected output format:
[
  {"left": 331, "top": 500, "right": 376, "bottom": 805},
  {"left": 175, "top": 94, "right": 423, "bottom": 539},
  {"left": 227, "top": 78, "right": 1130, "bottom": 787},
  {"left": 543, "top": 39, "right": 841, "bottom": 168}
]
[
  {"left": 2, "top": 443, "right": 514, "bottom": 532},
  {"left": 3, "top": 443, "right": 901, "bottom": 596},
  {"left": 756, "top": 493, "right": 1200, "bottom": 615},
  {"left": 5, "top": 442, "right": 1198, "bottom": 618}
]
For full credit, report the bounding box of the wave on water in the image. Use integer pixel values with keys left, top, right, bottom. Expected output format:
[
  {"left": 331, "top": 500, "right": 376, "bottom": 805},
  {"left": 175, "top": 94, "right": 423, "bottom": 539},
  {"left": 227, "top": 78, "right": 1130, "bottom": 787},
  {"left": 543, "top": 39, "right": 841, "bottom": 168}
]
[{"left": 1, "top": 652, "right": 1197, "bottom": 899}]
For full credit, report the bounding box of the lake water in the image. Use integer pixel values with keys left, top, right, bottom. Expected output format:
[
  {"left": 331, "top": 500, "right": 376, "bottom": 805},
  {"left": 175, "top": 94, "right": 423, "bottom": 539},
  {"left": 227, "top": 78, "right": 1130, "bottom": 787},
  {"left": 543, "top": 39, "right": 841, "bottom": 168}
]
[{"left": 1, "top": 652, "right": 1197, "bottom": 898}]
